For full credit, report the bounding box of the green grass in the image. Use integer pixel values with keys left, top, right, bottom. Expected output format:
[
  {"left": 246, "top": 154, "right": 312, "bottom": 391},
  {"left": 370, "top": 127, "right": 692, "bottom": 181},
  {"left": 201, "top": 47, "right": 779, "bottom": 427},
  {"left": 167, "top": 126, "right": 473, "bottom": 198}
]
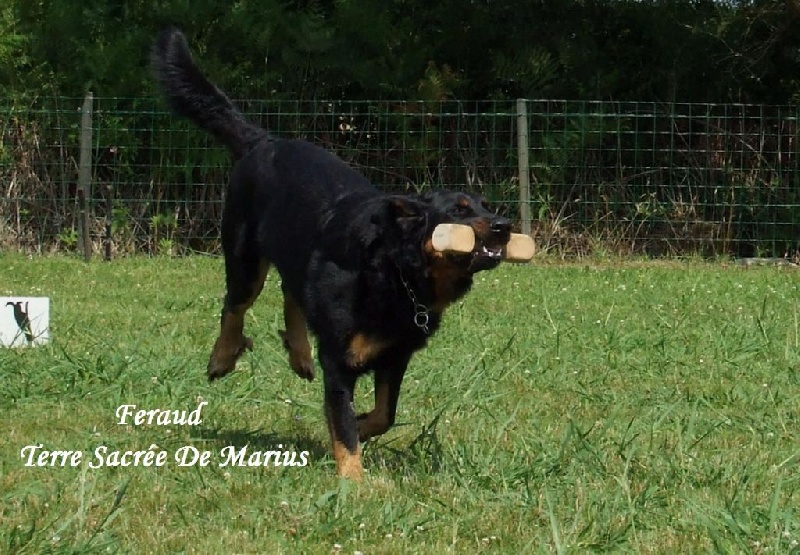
[{"left": 1, "top": 254, "right": 798, "bottom": 553}]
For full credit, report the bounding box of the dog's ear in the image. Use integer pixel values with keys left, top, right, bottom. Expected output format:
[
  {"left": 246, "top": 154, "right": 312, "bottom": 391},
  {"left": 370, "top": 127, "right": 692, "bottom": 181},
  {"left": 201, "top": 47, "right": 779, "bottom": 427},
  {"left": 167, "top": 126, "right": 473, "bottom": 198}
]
[
  {"left": 383, "top": 196, "right": 427, "bottom": 233},
  {"left": 361, "top": 196, "right": 433, "bottom": 265}
]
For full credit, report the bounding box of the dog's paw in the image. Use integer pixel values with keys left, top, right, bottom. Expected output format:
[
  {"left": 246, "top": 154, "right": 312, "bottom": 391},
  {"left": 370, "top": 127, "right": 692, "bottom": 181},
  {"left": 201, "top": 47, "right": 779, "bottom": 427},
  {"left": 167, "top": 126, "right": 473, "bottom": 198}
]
[
  {"left": 291, "top": 357, "right": 315, "bottom": 382},
  {"left": 206, "top": 335, "right": 253, "bottom": 381},
  {"left": 356, "top": 411, "right": 392, "bottom": 441},
  {"left": 279, "top": 329, "right": 315, "bottom": 381},
  {"left": 206, "top": 361, "right": 230, "bottom": 382}
]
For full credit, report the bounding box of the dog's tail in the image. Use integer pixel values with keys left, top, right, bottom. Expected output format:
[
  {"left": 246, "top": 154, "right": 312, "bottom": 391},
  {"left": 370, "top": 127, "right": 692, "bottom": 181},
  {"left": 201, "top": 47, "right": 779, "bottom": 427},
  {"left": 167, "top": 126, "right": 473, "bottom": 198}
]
[{"left": 151, "top": 27, "right": 267, "bottom": 159}]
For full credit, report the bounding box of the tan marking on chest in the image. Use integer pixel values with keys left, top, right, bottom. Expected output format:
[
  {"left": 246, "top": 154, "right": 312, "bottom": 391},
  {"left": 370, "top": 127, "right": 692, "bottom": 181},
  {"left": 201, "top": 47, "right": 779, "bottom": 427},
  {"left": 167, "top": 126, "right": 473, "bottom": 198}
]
[
  {"left": 424, "top": 238, "right": 470, "bottom": 314},
  {"left": 346, "top": 333, "right": 392, "bottom": 368}
]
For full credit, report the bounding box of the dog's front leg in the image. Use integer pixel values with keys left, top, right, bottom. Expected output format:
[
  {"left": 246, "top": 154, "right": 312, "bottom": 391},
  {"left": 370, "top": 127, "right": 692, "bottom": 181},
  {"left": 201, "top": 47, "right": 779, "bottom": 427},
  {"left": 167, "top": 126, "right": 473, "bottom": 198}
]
[
  {"left": 320, "top": 351, "right": 362, "bottom": 480},
  {"left": 357, "top": 352, "right": 411, "bottom": 441}
]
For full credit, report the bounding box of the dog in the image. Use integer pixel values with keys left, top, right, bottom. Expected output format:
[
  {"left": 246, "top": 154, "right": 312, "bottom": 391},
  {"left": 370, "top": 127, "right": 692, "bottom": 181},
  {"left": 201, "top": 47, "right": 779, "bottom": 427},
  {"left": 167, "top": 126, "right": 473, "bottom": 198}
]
[{"left": 152, "top": 27, "right": 512, "bottom": 479}]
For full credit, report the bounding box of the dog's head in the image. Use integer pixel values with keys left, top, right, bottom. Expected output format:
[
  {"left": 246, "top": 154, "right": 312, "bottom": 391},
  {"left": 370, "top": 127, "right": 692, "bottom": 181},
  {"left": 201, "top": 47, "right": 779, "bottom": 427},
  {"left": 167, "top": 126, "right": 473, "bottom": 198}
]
[
  {"left": 416, "top": 190, "right": 512, "bottom": 273},
  {"left": 353, "top": 192, "right": 511, "bottom": 318}
]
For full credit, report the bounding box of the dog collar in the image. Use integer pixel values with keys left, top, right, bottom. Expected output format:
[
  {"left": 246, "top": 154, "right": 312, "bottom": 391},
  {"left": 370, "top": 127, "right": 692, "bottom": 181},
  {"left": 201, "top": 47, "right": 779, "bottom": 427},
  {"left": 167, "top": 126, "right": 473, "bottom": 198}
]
[{"left": 398, "top": 272, "right": 431, "bottom": 335}]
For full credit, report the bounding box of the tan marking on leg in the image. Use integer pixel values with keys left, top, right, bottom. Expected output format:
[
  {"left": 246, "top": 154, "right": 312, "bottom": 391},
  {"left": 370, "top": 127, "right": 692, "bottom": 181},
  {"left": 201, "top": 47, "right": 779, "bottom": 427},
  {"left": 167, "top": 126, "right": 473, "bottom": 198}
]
[
  {"left": 279, "top": 293, "right": 314, "bottom": 381},
  {"left": 327, "top": 408, "right": 363, "bottom": 481},
  {"left": 357, "top": 380, "right": 392, "bottom": 441},
  {"left": 332, "top": 440, "right": 363, "bottom": 481},
  {"left": 346, "top": 333, "right": 391, "bottom": 368},
  {"left": 207, "top": 260, "right": 269, "bottom": 380}
]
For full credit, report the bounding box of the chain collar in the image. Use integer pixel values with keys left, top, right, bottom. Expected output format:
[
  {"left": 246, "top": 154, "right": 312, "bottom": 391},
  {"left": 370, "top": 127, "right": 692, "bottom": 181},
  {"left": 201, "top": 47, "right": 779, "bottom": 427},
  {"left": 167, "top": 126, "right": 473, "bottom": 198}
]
[{"left": 398, "top": 271, "right": 431, "bottom": 335}]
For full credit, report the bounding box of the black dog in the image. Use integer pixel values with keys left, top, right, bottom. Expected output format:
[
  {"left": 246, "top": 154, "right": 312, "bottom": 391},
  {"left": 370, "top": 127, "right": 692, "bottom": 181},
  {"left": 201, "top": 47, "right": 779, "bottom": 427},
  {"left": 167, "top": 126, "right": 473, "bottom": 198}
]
[{"left": 152, "top": 28, "right": 511, "bottom": 479}]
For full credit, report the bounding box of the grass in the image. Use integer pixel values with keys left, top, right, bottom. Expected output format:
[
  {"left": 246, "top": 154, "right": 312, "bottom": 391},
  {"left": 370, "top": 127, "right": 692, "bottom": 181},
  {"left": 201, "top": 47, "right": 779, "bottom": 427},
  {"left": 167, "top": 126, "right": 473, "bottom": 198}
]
[{"left": 0, "top": 253, "right": 798, "bottom": 553}]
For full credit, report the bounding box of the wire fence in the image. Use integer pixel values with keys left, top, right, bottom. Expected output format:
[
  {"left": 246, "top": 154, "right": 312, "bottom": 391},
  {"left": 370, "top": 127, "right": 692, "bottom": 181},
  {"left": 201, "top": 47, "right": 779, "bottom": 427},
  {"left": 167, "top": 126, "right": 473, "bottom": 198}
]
[{"left": 2, "top": 97, "right": 799, "bottom": 258}]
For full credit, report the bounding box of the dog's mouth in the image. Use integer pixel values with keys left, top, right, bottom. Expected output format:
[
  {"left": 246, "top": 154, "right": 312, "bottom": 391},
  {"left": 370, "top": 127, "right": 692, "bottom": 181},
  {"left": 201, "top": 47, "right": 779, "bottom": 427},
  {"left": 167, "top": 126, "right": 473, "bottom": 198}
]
[
  {"left": 469, "top": 239, "right": 506, "bottom": 272},
  {"left": 466, "top": 221, "right": 512, "bottom": 272},
  {"left": 432, "top": 216, "right": 512, "bottom": 273}
]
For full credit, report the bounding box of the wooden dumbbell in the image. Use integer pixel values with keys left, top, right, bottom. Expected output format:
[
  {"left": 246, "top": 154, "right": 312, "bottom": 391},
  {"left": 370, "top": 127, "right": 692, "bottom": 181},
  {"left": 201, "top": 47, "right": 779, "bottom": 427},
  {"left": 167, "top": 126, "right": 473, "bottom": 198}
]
[
  {"left": 503, "top": 233, "right": 536, "bottom": 262},
  {"left": 432, "top": 223, "right": 535, "bottom": 262}
]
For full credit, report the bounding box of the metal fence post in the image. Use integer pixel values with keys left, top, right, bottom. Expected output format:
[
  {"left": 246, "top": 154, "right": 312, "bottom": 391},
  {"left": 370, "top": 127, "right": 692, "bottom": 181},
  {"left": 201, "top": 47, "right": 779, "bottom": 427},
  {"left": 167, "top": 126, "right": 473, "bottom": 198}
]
[
  {"left": 78, "top": 91, "right": 93, "bottom": 262},
  {"left": 516, "top": 98, "right": 532, "bottom": 235}
]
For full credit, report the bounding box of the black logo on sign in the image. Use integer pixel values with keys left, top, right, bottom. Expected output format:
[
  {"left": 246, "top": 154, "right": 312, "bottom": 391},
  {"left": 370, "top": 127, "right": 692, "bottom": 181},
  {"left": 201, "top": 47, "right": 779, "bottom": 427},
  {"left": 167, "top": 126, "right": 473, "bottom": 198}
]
[{"left": 5, "top": 301, "right": 34, "bottom": 343}]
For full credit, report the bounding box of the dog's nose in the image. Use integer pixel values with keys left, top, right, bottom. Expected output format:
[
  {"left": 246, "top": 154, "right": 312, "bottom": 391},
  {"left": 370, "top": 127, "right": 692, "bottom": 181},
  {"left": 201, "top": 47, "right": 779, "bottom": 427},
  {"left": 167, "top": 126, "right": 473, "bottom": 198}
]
[{"left": 490, "top": 218, "right": 512, "bottom": 235}]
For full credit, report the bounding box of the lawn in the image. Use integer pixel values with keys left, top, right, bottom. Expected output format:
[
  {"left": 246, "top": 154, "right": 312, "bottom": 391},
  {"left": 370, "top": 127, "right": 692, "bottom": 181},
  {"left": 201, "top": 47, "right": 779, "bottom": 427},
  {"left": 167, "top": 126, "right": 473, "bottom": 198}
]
[{"left": 0, "top": 254, "right": 798, "bottom": 553}]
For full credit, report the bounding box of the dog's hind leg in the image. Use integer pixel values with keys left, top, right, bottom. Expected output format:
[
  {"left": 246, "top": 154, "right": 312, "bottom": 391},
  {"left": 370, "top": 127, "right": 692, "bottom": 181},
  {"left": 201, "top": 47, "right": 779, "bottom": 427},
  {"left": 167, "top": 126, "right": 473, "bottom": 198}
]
[
  {"left": 279, "top": 287, "right": 315, "bottom": 381},
  {"left": 207, "top": 255, "right": 269, "bottom": 381}
]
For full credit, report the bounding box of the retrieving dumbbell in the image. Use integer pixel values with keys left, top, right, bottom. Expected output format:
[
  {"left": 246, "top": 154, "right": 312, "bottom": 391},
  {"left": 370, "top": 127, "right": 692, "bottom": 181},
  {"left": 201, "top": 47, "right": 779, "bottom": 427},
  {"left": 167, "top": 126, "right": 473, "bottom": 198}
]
[{"left": 431, "top": 223, "right": 535, "bottom": 262}]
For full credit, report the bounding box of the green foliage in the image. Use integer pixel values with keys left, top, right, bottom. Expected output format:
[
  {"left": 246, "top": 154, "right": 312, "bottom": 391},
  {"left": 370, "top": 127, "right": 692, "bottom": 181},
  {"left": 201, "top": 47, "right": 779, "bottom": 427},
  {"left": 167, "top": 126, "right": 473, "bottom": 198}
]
[
  {"left": 3, "top": 0, "right": 799, "bottom": 103},
  {"left": 4, "top": 1, "right": 800, "bottom": 259},
  {"left": 0, "top": 3, "right": 30, "bottom": 94},
  {"left": 491, "top": 48, "right": 558, "bottom": 99},
  {"left": 417, "top": 62, "right": 460, "bottom": 102},
  {"left": 56, "top": 228, "right": 78, "bottom": 251},
  {"left": 150, "top": 212, "right": 178, "bottom": 255},
  {"left": 110, "top": 203, "right": 133, "bottom": 245}
]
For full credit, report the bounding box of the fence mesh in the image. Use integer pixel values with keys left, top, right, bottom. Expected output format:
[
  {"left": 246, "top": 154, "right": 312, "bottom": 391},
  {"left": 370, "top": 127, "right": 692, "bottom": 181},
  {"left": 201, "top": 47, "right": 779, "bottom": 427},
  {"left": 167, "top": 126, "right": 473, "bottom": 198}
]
[{"left": 2, "top": 97, "right": 799, "bottom": 258}]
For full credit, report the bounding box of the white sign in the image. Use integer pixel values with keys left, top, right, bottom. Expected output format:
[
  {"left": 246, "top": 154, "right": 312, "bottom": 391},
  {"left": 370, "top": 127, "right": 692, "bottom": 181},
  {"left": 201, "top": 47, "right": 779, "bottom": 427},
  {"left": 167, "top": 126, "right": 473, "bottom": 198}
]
[{"left": 1, "top": 297, "right": 50, "bottom": 347}]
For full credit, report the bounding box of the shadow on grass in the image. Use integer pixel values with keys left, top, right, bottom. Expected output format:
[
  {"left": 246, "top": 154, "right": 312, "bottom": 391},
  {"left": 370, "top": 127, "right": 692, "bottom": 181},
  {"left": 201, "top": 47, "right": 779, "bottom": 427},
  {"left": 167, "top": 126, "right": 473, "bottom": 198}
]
[
  {"left": 197, "top": 413, "right": 452, "bottom": 477},
  {"left": 196, "top": 427, "right": 328, "bottom": 460},
  {"left": 361, "top": 411, "right": 451, "bottom": 476}
]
